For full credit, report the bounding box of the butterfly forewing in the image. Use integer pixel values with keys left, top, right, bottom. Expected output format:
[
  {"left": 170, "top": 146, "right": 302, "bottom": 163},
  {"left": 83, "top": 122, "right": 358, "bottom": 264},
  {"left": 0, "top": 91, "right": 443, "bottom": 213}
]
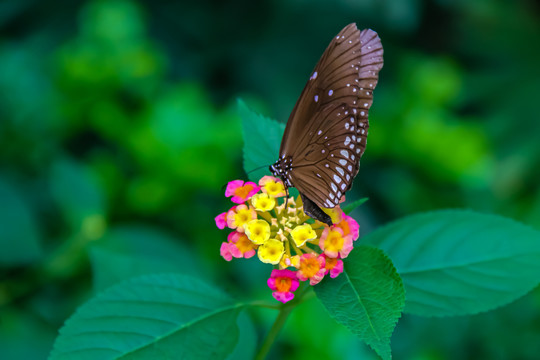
[{"left": 273, "top": 23, "right": 383, "bottom": 214}]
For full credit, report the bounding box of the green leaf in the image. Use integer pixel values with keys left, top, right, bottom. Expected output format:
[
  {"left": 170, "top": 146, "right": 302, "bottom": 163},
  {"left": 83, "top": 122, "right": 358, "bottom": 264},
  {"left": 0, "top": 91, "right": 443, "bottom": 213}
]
[
  {"left": 362, "top": 210, "right": 540, "bottom": 317},
  {"left": 49, "top": 274, "right": 243, "bottom": 360},
  {"left": 342, "top": 197, "right": 369, "bottom": 214},
  {"left": 315, "top": 245, "right": 405, "bottom": 360},
  {"left": 89, "top": 224, "right": 202, "bottom": 291},
  {"left": 238, "top": 99, "right": 284, "bottom": 182},
  {"left": 0, "top": 178, "right": 41, "bottom": 265},
  {"left": 227, "top": 311, "right": 257, "bottom": 360}
]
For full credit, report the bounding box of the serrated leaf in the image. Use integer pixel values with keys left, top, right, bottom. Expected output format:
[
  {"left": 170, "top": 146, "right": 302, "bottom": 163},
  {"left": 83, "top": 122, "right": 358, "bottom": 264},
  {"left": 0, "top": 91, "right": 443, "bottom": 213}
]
[
  {"left": 238, "top": 99, "right": 284, "bottom": 182},
  {"left": 315, "top": 245, "right": 405, "bottom": 360},
  {"left": 0, "top": 178, "right": 41, "bottom": 265},
  {"left": 343, "top": 197, "right": 369, "bottom": 214},
  {"left": 49, "top": 274, "right": 243, "bottom": 360},
  {"left": 362, "top": 210, "right": 540, "bottom": 317}
]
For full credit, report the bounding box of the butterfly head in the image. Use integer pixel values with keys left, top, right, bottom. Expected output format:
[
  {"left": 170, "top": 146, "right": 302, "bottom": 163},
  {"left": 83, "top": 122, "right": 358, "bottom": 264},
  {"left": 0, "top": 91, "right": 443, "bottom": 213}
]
[{"left": 270, "top": 157, "right": 293, "bottom": 188}]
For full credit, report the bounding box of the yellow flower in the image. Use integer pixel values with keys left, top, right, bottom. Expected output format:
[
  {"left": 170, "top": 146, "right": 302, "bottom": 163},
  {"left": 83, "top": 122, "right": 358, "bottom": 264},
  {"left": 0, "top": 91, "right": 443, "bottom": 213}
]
[
  {"left": 259, "top": 176, "right": 286, "bottom": 197},
  {"left": 258, "top": 239, "right": 285, "bottom": 265},
  {"left": 251, "top": 193, "right": 276, "bottom": 212},
  {"left": 226, "top": 204, "right": 256, "bottom": 232},
  {"left": 244, "top": 219, "right": 271, "bottom": 245},
  {"left": 290, "top": 224, "right": 317, "bottom": 247}
]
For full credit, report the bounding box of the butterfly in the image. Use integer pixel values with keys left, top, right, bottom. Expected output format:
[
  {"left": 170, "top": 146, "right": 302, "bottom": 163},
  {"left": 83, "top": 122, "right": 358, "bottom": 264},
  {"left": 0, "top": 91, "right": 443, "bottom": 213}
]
[{"left": 269, "top": 23, "right": 383, "bottom": 226}]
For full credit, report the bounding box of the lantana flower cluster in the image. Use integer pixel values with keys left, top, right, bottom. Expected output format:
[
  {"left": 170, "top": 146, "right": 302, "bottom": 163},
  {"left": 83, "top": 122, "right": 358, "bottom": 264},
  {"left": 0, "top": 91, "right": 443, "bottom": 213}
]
[{"left": 215, "top": 176, "right": 360, "bottom": 303}]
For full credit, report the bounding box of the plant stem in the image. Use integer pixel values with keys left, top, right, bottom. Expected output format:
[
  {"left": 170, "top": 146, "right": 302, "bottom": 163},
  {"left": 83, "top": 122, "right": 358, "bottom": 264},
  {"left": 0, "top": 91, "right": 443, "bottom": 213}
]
[
  {"left": 254, "top": 302, "right": 294, "bottom": 360},
  {"left": 254, "top": 283, "right": 308, "bottom": 360}
]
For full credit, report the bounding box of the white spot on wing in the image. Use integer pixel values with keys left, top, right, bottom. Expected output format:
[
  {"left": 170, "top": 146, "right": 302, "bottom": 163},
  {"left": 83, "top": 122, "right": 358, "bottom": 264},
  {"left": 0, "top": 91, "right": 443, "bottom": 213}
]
[
  {"left": 328, "top": 89, "right": 333, "bottom": 96},
  {"left": 340, "top": 150, "right": 349, "bottom": 159},
  {"left": 333, "top": 175, "right": 341, "bottom": 183},
  {"left": 331, "top": 183, "right": 338, "bottom": 192},
  {"left": 311, "top": 71, "right": 318, "bottom": 80},
  {"left": 314, "top": 95, "right": 319, "bottom": 102},
  {"left": 341, "top": 183, "right": 346, "bottom": 190},
  {"left": 336, "top": 167, "right": 344, "bottom": 176},
  {"left": 344, "top": 137, "right": 351, "bottom": 146},
  {"left": 339, "top": 159, "right": 347, "bottom": 166}
]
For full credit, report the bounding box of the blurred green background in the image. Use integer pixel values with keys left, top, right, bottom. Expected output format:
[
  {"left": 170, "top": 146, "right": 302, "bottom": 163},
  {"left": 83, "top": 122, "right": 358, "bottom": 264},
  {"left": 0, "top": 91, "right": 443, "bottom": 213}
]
[{"left": 1, "top": 0, "right": 539, "bottom": 359}]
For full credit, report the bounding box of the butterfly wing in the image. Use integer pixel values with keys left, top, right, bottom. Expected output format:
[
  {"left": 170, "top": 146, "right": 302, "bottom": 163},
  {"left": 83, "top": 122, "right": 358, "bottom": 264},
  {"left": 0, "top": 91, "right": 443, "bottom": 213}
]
[{"left": 279, "top": 24, "right": 383, "bottom": 209}]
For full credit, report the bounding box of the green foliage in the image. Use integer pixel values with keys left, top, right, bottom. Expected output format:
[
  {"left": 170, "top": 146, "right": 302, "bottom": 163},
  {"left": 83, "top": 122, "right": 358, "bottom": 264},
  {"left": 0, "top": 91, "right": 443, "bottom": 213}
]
[
  {"left": 315, "top": 246, "right": 405, "bottom": 360},
  {"left": 239, "top": 99, "right": 285, "bottom": 182},
  {"left": 0, "top": 179, "right": 41, "bottom": 265},
  {"left": 49, "top": 274, "right": 244, "bottom": 360},
  {"left": 369, "top": 55, "right": 494, "bottom": 188},
  {"left": 343, "top": 198, "right": 369, "bottom": 214},
  {"left": 362, "top": 210, "right": 540, "bottom": 316}
]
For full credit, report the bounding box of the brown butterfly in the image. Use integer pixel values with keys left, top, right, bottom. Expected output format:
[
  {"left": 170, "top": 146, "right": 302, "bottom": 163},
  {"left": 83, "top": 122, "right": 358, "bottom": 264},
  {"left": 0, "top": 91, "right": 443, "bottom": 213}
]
[{"left": 270, "top": 23, "right": 383, "bottom": 225}]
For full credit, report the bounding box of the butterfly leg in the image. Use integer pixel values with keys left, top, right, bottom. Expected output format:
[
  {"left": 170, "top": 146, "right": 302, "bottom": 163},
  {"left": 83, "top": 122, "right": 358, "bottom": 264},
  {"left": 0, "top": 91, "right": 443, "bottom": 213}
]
[{"left": 300, "top": 194, "right": 332, "bottom": 226}]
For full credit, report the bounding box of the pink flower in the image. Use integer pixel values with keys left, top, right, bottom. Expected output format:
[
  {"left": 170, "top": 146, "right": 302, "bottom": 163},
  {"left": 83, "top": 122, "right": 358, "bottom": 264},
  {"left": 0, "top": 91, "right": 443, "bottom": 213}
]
[
  {"left": 336, "top": 214, "right": 360, "bottom": 241},
  {"left": 225, "top": 180, "right": 260, "bottom": 204},
  {"left": 215, "top": 212, "right": 227, "bottom": 229},
  {"left": 220, "top": 242, "right": 241, "bottom": 261},
  {"left": 296, "top": 253, "right": 326, "bottom": 285},
  {"left": 324, "top": 255, "right": 344, "bottom": 278},
  {"left": 267, "top": 269, "right": 299, "bottom": 303}
]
